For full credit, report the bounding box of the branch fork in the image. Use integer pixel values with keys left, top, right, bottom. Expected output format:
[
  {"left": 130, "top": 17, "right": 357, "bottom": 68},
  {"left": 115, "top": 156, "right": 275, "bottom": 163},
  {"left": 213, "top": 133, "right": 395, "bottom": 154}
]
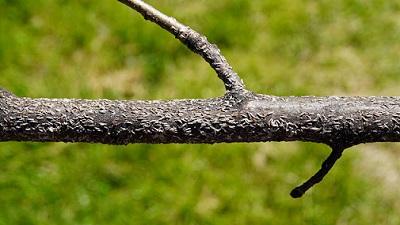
[{"left": 117, "top": 0, "right": 349, "bottom": 198}]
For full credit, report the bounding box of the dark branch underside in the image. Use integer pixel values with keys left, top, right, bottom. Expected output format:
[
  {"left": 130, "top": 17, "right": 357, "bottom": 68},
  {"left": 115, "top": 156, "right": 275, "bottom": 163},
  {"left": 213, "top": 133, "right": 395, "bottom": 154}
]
[{"left": 1, "top": 92, "right": 400, "bottom": 147}]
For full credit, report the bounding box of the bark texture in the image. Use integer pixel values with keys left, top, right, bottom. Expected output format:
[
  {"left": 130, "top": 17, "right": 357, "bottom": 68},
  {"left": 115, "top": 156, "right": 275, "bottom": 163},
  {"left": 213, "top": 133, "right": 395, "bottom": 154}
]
[{"left": 1, "top": 90, "right": 399, "bottom": 147}]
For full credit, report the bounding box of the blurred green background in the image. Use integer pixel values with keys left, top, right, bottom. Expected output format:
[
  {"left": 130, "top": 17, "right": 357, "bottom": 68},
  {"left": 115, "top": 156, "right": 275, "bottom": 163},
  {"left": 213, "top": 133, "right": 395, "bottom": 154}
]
[{"left": 1, "top": 0, "right": 400, "bottom": 224}]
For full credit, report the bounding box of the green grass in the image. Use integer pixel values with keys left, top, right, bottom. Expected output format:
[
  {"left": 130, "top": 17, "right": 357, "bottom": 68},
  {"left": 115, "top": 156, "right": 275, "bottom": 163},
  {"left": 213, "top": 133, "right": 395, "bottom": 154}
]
[{"left": 1, "top": 0, "right": 400, "bottom": 224}]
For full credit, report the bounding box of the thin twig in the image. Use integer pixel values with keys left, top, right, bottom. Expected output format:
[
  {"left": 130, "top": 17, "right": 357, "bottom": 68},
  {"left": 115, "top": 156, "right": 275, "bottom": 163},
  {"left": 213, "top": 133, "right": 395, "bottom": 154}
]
[
  {"left": 290, "top": 146, "right": 345, "bottom": 198},
  {"left": 117, "top": 0, "right": 246, "bottom": 93}
]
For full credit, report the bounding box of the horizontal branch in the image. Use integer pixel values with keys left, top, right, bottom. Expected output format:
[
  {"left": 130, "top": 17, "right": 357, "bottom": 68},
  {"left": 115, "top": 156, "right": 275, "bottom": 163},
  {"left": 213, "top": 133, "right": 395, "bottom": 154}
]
[
  {"left": 2, "top": 0, "right": 396, "bottom": 198},
  {"left": 1, "top": 92, "right": 399, "bottom": 147}
]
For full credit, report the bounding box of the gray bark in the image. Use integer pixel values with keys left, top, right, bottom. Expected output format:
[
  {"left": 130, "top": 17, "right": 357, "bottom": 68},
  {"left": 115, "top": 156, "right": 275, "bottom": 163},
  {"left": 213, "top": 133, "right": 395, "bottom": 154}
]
[{"left": 1, "top": 89, "right": 399, "bottom": 148}]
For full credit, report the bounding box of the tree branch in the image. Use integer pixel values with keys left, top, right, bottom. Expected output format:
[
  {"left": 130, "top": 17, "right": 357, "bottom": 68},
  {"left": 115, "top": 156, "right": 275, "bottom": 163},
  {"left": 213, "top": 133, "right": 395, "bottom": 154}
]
[
  {"left": 290, "top": 146, "right": 345, "bottom": 198},
  {"left": 1, "top": 0, "right": 399, "bottom": 198},
  {"left": 117, "top": 0, "right": 246, "bottom": 93},
  {"left": 1, "top": 93, "right": 399, "bottom": 146}
]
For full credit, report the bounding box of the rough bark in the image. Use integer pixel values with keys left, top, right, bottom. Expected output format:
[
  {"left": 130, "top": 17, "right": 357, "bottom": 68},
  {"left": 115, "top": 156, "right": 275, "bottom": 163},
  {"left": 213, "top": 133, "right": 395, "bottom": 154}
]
[
  {"left": 1, "top": 0, "right": 398, "bottom": 198},
  {"left": 1, "top": 90, "right": 399, "bottom": 147}
]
